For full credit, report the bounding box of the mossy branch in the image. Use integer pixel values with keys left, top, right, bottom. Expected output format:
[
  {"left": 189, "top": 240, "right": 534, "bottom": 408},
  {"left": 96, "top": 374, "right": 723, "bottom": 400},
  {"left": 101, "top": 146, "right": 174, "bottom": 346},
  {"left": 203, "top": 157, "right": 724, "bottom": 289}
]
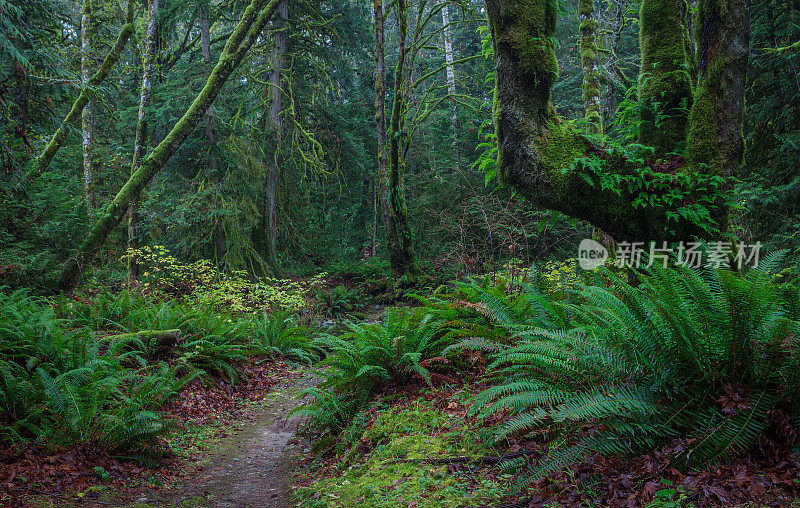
[
  {"left": 26, "top": 0, "right": 135, "bottom": 182},
  {"left": 487, "top": 0, "right": 736, "bottom": 241},
  {"left": 59, "top": 0, "right": 281, "bottom": 291}
]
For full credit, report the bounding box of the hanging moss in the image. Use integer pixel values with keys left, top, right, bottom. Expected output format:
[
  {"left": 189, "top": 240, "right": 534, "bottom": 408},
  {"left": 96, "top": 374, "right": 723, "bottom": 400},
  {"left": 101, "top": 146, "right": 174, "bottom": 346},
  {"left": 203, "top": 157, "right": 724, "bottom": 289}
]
[{"left": 638, "top": 0, "right": 693, "bottom": 155}]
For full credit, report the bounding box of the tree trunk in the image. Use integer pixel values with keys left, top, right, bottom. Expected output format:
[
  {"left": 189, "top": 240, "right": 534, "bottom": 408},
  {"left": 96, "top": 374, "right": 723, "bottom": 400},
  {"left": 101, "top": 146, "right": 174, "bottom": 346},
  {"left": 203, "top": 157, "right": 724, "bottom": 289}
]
[
  {"left": 264, "top": 0, "right": 288, "bottom": 275},
  {"left": 60, "top": 0, "right": 282, "bottom": 291},
  {"left": 81, "top": 0, "right": 97, "bottom": 210},
  {"left": 579, "top": 0, "right": 603, "bottom": 135},
  {"left": 374, "top": 0, "right": 388, "bottom": 264},
  {"left": 25, "top": 1, "right": 135, "bottom": 182},
  {"left": 441, "top": 2, "right": 458, "bottom": 171},
  {"left": 602, "top": 0, "right": 629, "bottom": 125},
  {"left": 385, "top": 0, "right": 421, "bottom": 281},
  {"left": 638, "top": 0, "right": 693, "bottom": 154},
  {"left": 199, "top": 1, "right": 226, "bottom": 265},
  {"left": 686, "top": 0, "right": 750, "bottom": 178},
  {"left": 127, "top": 0, "right": 159, "bottom": 284},
  {"left": 484, "top": 0, "right": 742, "bottom": 241}
]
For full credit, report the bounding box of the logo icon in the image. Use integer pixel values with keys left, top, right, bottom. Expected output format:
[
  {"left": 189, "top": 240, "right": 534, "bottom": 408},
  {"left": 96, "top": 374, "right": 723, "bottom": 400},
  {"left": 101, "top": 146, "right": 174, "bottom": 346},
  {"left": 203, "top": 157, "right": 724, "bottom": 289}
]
[{"left": 577, "top": 239, "right": 608, "bottom": 270}]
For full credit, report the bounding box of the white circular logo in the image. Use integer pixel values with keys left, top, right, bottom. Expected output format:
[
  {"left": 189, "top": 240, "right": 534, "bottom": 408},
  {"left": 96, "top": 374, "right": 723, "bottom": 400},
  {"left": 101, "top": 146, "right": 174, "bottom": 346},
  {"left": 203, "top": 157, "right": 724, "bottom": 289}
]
[{"left": 577, "top": 239, "right": 608, "bottom": 270}]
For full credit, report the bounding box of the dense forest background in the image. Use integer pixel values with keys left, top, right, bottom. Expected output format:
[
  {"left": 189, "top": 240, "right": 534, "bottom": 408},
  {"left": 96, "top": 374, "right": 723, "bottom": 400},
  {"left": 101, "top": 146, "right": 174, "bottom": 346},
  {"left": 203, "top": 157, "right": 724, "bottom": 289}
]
[
  {"left": 3, "top": 0, "right": 795, "bottom": 291},
  {"left": 2, "top": 1, "right": 800, "bottom": 505}
]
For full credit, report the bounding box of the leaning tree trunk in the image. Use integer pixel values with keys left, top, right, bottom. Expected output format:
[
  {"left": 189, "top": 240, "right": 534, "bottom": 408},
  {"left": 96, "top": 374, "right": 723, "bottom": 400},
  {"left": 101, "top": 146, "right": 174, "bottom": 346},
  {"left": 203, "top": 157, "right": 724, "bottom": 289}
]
[
  {"left": 579, "top": 0, "right": 603, "bottom": 135},
  {"left": 81, "top": 0, "right": 97, "bottom": 209},
  {"left": 60, "top": 0, "right": 282, "bottom": 291},
  {"left": 484, "top": 0, "right": 747, "bottom": 241},
  {"left": 385, "top": 0, "right": 421, "bottom": 281},
  {"left": 25, "top": 0, "right": 134, "bottom": 182},
  {"left": 127, "top": 0, "right": 159, "bottom": 284},
  {"left": 199, "top": 1, "right": 226, "bottom": 265},
  {"left": 441, "top": 1, "right": 458, "bottom": 171},
  {"left": 264, "top": 0, "right": 288, "bottom": 275}
]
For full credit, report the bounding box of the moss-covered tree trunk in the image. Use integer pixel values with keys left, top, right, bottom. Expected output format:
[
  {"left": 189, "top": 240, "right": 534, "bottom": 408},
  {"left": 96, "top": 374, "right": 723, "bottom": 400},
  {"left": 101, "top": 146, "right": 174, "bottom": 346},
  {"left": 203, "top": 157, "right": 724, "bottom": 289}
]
[
  {"left": 485, "top": 0, "right": 747, "bottom": 241},
  {"left": 25, "top": 1, "right": 134, "bottom": 182},
  {"left": 579, "top": 0, "right": 603, "bottom": 135},
  {"left": 373, "top": 0, "right": 387, "bottom": 259},
  {"left": 686, "top": 0, "right": 750, "bottom": 177},
  {"left": 127, "top": 0, "right": 159, "bottom": 285},
  {"left": 638, "top": 0, "right": 693, "bottom": 154},
  {"left": 60, "top": 0, "right": 282, "bottom": 291},
  {"left": 384, "top": 0, "right": 421, "bottom": 282}
]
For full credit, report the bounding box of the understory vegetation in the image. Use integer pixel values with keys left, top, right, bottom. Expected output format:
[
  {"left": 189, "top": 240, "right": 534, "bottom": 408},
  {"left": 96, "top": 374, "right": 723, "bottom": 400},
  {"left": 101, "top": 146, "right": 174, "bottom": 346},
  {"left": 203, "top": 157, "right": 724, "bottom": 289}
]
[{"left": 2, "top": 0, "right": 800, "bottom": 505}]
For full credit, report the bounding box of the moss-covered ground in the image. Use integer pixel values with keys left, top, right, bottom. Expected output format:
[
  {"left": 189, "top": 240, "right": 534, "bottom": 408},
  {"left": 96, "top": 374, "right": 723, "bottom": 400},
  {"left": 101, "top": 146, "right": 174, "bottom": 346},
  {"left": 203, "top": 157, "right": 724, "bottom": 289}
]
[{"left": 293, "top": 389, "right": 515, "bottom": 508}]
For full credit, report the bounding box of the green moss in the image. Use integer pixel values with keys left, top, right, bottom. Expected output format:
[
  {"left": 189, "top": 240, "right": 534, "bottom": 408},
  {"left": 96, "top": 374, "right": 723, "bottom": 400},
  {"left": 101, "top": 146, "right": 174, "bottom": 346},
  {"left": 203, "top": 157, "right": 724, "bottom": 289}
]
[
  {"left": 579, "top": 0, "right": 602, "bottom": 135},
  {"left": 296, "top": 398, "right": 507, "bottom": 508},
  {"left": 685, "top": 0, "right": 747, "bottom": 176},
  {"left": 493, "top": 0, "right": 559, "bottom": 88},
  {"left": 685, "top": 86, "right": 719, "bottom": 173},
  {"left": 638, "top": 0, "right": 693, "bottom": 154},
  {"left": 538, "top": 122, "right": 586, "bottom": 177}
]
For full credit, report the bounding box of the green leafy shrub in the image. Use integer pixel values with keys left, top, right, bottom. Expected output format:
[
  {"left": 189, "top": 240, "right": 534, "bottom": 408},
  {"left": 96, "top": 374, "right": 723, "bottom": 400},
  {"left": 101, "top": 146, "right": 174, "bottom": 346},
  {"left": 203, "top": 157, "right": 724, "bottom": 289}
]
[
  {"left": 470, "top": 255, "right": 800, "bottom": 485},
  {"left": 121, "top": 245, "right": 324, "bottom": 313}
]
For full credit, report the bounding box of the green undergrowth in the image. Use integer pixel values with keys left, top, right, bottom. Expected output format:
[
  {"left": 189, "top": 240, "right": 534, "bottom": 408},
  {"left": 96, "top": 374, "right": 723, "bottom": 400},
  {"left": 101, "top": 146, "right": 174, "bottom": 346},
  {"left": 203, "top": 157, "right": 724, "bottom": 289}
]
[
  {"left": 295, "top": 395, "right": 510, "bottom": 508},
  {"left": 0, "top": 286, "right": 321, "bottom": 455}
]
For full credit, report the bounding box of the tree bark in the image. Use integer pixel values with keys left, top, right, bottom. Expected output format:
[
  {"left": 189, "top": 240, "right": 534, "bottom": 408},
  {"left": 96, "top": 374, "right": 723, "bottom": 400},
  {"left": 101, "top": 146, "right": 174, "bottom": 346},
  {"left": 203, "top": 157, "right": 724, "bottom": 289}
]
[
  {"left": 264, "top": 0, "right": 289, "bottom": 275},
  {"left": 579, "top": 0, "right": 603, "bottom": 135},
  {"left": 60, "top": 0, "right": 282, "bottom": 291},
  {"left": 638, "top": 0, "right": 693, "bottom": 154},
  {"left": 385, "top": 0, "right": 421, "bottom": 281},
  {"left": 484, "top": 0, "right": 741, "bottom": 241},
  {"left": 25, "top": 1, "right": 135, "bottom": 182},
  {"left": 81, "top": 0, "right": 97, "bottom": 210},
  {"left": 441, "top": 1, "right": 458, "bottom": 170},
  {"left": 374, "top": 0, "right": 388, "bottom": 260},
  {"left": 127, "top": 0, "right": 159, "bottom": 284},
  {"left": 686, "top": 0, "right": 750, "bottom": 177},
  {"left": 199, "top": 1, "right": 226, "bottom": 265}
]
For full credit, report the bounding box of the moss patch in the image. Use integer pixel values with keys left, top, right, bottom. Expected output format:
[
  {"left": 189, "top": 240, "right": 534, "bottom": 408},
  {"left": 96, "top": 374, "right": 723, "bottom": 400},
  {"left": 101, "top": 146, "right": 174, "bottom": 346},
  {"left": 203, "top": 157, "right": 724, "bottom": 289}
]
[
  {"left": 638, "top": 0, "right": 693, "bottom": 154},
  {"left": 295, "top": 396, "right": 509, "bottom": 508},
  {"left": 538, "top": 122, "right": 586, "bottom": 177}
]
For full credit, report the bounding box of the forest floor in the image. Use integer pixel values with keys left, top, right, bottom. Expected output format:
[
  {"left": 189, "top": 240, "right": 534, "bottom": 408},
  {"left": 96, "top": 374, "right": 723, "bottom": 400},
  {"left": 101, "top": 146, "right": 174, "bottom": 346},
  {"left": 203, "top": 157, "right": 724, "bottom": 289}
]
[
  {"left": 4, "top": 360, "right": 317, "bottom": 508},
  {"left": 134, "top": 370, "right": 317, "bottom": 508}
]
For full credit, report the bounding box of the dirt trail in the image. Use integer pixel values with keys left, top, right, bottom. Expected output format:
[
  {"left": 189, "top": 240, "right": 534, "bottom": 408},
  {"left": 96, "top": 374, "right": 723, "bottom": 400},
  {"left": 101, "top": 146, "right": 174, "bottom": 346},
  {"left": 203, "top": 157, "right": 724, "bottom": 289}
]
[{"left": 181, "top": 372, "right": 315, "bottom": 507}]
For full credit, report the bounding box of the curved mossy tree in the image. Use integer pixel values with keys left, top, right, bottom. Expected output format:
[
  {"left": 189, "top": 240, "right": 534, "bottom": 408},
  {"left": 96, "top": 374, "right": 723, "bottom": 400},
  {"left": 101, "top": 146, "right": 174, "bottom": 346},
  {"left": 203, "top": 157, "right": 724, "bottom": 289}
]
[{"left": 485, "top": 0, "right": 749, "bottom": 241}]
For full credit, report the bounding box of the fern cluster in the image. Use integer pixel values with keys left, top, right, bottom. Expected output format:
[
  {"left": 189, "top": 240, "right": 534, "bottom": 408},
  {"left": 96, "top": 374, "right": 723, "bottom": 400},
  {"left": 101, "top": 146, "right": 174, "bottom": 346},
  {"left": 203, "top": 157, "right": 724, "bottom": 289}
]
[
  {"left": 0, "top": 289, "right": 198, "bottom": 450},
  {"left": 250, "top": 310, "right": 321, "bottom": 364},
  {"left": 453, "top": 255, "right": 800, "bottom": 485},
  {"left": 296, "top": 307, "right": 451, "bottom": 451},
  {"left": 54, "top": 290, "right": 251, "bottom": 383}
]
